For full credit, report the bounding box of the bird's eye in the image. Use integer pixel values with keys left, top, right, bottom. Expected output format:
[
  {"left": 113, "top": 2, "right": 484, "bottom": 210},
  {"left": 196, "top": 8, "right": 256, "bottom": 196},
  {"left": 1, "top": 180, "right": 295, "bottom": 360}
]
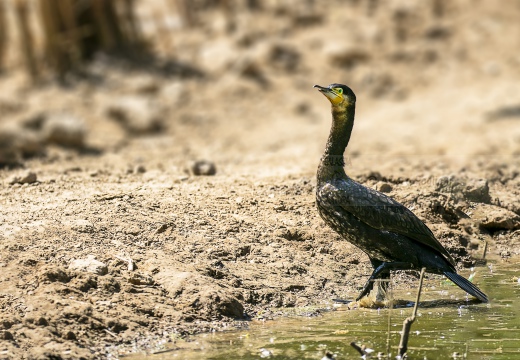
[{"left": 336, "top": 88, "right": 343, "bottom": 94}]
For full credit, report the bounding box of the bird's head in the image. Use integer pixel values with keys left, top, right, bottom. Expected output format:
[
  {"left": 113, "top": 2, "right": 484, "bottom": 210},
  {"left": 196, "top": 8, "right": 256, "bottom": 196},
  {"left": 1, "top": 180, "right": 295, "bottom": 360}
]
[{"left": 314, "top": 83, "right": 356, "bottom": 109}]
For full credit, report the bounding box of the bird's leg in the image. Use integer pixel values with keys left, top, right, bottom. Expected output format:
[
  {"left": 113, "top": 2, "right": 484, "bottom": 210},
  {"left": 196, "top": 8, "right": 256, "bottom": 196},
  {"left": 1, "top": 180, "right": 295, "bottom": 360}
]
[
  {"left": 370, "top": 258, "right": 390, "bottom": 292},
  {"left": 373, "top": 271, "right": 391, "bottom": 302},
  {"left": 364, "top": 259, "right": 390, "bottom": 301},
  {"left": 356, "top": 262, "right": 413, "bottom": 301}
]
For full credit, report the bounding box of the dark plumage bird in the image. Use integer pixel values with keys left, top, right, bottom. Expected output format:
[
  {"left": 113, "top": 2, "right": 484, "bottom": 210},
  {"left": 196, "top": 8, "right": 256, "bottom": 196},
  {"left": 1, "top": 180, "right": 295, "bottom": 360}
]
[{"left": 314, "top": 83, "right": 488, "bottom": 303}]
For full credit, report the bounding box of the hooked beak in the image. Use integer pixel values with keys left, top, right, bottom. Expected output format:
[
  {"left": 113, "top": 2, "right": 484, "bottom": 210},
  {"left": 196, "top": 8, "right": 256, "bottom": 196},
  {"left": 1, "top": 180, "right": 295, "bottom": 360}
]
[{"left": 314, "top": 84, "right": 342, "bottom": 105}]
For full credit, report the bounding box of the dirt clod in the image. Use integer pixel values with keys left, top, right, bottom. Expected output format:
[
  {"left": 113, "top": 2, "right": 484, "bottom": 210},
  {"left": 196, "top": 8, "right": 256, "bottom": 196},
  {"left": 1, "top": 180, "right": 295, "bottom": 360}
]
[
  {"left": 107, "top": 96, "right": 165, "bottom": 135},
  {"left": 436, "top": 175, "right": 491, "bottom": 204},
  {"left": 7, "top": 171, "right": 37, "bottom": 185},
  {"left": 38, "top": 265, "right": 70, "bottom": 283},
  {"left": 1, "top": 331, "right": 14, "bottom": 340},
  {"left": 69, "top": 256, "right": 108, "bottom": 275},
  {"left": 64, "top": 331, "right": 77, "bottom": 340},
  {"left": 43, "top": 113, "right": 86, "bottom": 148},
  {"left": 472, "top": 204, "right": 520, "bottom": 231}
]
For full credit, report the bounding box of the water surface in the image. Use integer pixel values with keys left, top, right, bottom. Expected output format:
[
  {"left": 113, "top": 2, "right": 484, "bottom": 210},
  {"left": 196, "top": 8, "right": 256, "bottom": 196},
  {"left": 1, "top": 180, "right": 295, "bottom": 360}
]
[{"left": 133, "top": 261, "right": 519, "bottom": 359}]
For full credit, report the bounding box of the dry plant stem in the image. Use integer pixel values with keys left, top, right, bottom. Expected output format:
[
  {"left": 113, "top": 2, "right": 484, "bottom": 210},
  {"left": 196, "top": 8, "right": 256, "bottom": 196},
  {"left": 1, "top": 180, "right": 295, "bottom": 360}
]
[
  {"left": 39, "top": 0, "right": 141, "bottom": 76},
  {"left": 15, "top": 0, "right": 38, "bottom": 80},
  {"left": 398, "top": 267, "right": 426, "bottom": 358},
  {"left": 40, "top": 0, "right": 65, "bottom": 75},
  {"left": 0, "top": 0, "right": 7, "bottom": 69},
  {"left": 114, "top": 255, "right": 134, "bottom": 271},
  {"left": 122, "top": 0, "right": 139, "bottom": 44},
  {"left": 57, "top": 0, "right": 81, "bottom": 68},
  {"left": 104, "top": 329, "right": 118, "bottom": 338},
  {"left": 151, "top": 348, "right": 177, "bottom": 355},
  {"left": 386, "top": 285, "right": 393, "bottom": 358},
  {"left": 92, "top": 0, "right": 114, "bottom": 50}
]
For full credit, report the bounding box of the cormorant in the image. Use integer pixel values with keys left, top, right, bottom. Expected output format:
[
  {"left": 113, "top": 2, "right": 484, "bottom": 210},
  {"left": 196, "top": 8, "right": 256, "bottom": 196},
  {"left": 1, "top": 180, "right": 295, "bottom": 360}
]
[{"left": 314, "top": 83, "right": 488, "bottom": 303}]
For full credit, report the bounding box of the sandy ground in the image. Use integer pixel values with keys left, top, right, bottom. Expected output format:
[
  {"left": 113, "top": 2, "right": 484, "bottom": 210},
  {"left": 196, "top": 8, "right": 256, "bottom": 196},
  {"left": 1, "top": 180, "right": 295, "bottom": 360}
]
[{"left": 1, "top": 1, "right": 520, "bottom": 359}]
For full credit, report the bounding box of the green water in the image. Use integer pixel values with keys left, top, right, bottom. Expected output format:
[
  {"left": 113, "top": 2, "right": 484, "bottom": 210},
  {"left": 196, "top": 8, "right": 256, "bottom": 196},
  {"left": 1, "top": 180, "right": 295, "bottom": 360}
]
[{"left": 135, "top": 261, "right": 520, "bottom": 359}]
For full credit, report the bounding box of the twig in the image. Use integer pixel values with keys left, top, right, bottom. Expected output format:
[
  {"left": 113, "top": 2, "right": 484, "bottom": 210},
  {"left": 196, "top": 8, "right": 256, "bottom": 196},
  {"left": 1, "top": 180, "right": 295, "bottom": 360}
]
[
  {"left": 114, "top": 255, "right": 134, "bottom": 271},
  {"left": 397, "top": 267, "right": 426, "bottom": 358},
  {"left": 386, "top": 282, "right": 393, "bottom": 358},
  {"left": 104, "top": 328, "right": 118, "bottom": 338},
  {"left": 95, "top": 192, "right": 132, "bottom": 201},
  {"left": 482, "top": 240, "right": 488, "bottom": 260},
  {"left": 151, "top": 347, "right": 179, "bottom": 355}
]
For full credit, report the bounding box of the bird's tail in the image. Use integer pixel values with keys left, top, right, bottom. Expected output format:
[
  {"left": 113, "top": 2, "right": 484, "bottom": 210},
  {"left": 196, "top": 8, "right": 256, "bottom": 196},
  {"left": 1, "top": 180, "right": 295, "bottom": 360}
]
[{"left": 444, "top": 271, "right": 488, "bottom": 303}]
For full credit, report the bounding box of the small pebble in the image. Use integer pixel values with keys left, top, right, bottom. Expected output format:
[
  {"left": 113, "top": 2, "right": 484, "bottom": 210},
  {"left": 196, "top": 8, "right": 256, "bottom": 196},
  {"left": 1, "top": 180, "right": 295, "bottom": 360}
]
[
  {"left": 134, "top": 164, "right": 146, "bottom": 174},
  {"left": 1, "top": 320, "right": 13, "bottom": 329},
  {"left": 64, "top": 331, "right": 76, "bottom": 340},
  {"left": 36, "top": 317, "right": 48, "bottom": 326},
  {"left": 375, "top": 181, "right": 392, "bottom": 193},
  {"left": 191, "top": 160, "right": 216, "bottom": 176},
  {"left": 125, "top": 225, "right": 141, "bottom": 236}
]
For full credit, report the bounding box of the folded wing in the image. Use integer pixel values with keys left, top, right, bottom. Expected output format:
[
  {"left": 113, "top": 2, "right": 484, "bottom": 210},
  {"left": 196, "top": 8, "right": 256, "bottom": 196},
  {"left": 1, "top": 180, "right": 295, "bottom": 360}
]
[{"left": 321, "top": 180, "right": 456, "bottom": 267}]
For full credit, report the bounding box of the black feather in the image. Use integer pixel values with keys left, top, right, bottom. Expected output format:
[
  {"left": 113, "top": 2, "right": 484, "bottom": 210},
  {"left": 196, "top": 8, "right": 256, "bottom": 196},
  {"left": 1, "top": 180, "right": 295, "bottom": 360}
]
[{"left": 444, "top": 271, "right": 488, "bottom": 303}]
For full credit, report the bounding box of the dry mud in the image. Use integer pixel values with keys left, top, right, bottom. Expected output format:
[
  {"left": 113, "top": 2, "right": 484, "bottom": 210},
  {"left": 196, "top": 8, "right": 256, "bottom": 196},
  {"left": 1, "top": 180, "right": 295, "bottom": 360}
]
[{"left": 1, "top": 1, "right": 520, "bottom": 359}]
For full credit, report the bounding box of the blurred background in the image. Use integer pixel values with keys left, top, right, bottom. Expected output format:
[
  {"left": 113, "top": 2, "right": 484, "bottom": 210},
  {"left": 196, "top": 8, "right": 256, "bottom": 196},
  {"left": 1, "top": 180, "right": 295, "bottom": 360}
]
[{"left": 1, "top": 0, "right": 520, "bottom": 175}]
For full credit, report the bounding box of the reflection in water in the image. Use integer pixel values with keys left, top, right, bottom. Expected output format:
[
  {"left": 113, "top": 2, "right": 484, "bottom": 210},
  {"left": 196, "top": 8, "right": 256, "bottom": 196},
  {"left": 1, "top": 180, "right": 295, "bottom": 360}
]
[{"left": 134, "top": 262, "right": 519, "bottom": 359}]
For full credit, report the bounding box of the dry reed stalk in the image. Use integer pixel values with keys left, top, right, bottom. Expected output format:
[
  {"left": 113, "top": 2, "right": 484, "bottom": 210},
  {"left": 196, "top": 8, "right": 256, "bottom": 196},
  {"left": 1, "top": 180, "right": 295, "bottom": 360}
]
[
  {"left": 0, "top": 0, "right": 6, "bottom": 70},
  {"left": 91, "top": 0, "right": 114, "bottom": 50},
  {"left": 121, "top": 0, "right": 140, "bottom": 45},
  {"left": 15, "top": 0, "right": 38, "bottom": 80},
  {"left": 397, "top": 267, "right": 426, "bottom": 358},
  {"left": 57, "top": 0, "right": 81, "bottom": 67},
  {"left": 9, "top": 0, "right": 143, "bottom": 78},
  {"left": 97, "top": 0, "right": 134, "bottom": 54},
  {"left": 40, "top": 0, "right": 66, "bottom": 75}
]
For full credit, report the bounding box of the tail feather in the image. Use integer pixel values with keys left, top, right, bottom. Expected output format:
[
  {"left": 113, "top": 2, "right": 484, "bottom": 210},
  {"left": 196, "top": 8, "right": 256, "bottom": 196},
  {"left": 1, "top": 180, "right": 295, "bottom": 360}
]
[{"left": 444, "top": 271, "right": 488, "bottom": 303}]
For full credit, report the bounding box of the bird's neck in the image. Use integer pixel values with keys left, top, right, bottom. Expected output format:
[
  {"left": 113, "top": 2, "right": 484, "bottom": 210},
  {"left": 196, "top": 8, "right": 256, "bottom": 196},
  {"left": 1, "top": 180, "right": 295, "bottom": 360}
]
[{"left": 318, "top": 103, "right": 355, "bottom": 181}]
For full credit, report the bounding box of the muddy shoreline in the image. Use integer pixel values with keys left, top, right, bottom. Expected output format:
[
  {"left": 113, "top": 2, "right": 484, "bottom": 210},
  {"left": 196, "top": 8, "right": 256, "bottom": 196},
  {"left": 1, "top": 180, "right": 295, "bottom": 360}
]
[{"left": 2, "top": 1, "right": 520, "bottom": 359}]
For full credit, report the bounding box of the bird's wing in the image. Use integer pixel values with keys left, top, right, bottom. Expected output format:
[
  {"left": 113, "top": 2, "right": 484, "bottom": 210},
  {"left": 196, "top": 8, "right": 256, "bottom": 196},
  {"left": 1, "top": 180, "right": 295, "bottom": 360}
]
[{"left": 321, "top": 180, "right": 456, "bottom": 266}]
